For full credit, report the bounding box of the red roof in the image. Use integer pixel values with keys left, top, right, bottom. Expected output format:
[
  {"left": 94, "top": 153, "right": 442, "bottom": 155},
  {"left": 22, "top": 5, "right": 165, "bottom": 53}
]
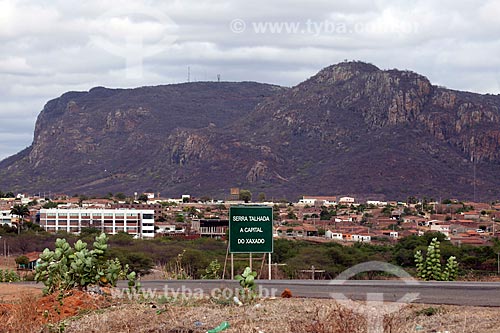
[{"left": 24, "top": 252, "right": 41, "bottom": 262}]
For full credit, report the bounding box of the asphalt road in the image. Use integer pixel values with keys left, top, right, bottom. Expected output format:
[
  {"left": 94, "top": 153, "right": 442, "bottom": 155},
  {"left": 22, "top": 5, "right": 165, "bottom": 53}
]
[{"left": 115, "top": 280, "right": 500, "bottom": 307}]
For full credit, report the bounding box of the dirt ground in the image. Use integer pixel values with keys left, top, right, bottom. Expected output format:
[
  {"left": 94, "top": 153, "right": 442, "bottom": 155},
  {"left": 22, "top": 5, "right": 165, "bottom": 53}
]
[
  {"left": 0, "top": 284, "right": 40, "bottom": 302},
  {"left": 1, "top": 283, "right": 500, "bottom": 333}
]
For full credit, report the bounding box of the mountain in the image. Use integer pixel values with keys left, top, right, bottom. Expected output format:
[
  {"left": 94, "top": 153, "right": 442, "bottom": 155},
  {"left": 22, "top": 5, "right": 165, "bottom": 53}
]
[{"left": 1, "top": 61, "right": 500, "bottom": 200}]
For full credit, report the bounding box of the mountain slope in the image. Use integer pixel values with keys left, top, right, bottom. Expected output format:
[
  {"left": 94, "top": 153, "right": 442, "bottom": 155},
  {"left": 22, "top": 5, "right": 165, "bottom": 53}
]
[
  {"left": 230, "top": 61, "right": 500, "bottom": 200},
  {"left": 0, "top": 82, "right": 285, "bottom": 195},
  {"left": 1, "top": 62, "right": 500, "bottom": 200}
]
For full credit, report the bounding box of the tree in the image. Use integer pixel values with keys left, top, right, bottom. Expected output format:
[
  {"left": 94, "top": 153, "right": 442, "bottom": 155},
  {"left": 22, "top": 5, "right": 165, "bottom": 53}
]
[
  {"left": 258, "top": 192, "right": 266, "bottom": 202},
  {"left": 79, "top": 227, "right": 102, "bottom": 240},
  {"left": 137, "top": 194, "right": 148, "bottom": 202},
  {"left": 27, "top": 199, "right": 39, "bottom": 206},
  {"left": 287, "top": 210, "right": 298, "bottom": 220},
  {"left": 24, "top": 222, "right": 44, "bottom": 232},
  {"left": 15, "top": 255, "right": 29, "bottom": 268},
  {"left": 5, "top": 192, "right": 15, "bottom": 198},
  {"left": 239, "top": 190, "right": 252, "bottom": 203},
  {"left": 42, "top": 201, "right": 58, "bottom": 209},
  {"left": 407, "top": 196, "right": 417, "bottom": 204},
  {"left": 115, "top": 192, "right": 126, "bottom": 200},
  {"left": 10, "top": 204, "right": 30, "bottom": 235},
  {"left": 78, "top": 195, "right": 88, "bottom": 207},
  {"left": 107, "top": 248, "right": 153, "bottom": 276}
]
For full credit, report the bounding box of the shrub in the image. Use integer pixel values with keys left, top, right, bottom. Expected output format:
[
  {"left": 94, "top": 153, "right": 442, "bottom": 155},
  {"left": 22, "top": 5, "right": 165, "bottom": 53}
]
[
  {"left": 201, "top": 259, "right": 221, "bottom": 279},
  {"left": 15, "top": 255, "right": 29, "bottom": 267},
  {"left": 235, "top": 266, "right": 258, "bottom": 303},
  {"left": 35, "top": 233, "right": 139, "bottom": 295},
  {"left": 165, "top": 250, "right": 191, "bottom": 280},
  {"left": 0, "top": 269, "right": 21, "bottom": 282}
]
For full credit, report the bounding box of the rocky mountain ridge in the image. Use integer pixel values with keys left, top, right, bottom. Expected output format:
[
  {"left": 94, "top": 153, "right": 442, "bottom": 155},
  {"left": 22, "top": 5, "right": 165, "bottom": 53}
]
[{"left": 1, "top": 62, "right": 500, "bottom": 200}]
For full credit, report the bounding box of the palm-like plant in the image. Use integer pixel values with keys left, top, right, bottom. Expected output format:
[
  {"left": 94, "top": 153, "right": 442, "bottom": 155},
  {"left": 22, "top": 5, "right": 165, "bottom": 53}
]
[{"left": 10, "top": 204, "right": 30, "bottom": 235}]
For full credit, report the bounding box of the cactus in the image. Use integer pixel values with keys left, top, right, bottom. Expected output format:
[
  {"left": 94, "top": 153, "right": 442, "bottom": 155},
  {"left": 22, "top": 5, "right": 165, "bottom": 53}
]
[{"left": 415, "top": 238, "right": 459, "bottom": 281}]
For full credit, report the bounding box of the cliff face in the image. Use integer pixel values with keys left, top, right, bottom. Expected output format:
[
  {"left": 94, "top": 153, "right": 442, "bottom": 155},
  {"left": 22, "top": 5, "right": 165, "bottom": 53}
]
[{"left": 1, "top": 62, "right": 500, "bottom": 200}]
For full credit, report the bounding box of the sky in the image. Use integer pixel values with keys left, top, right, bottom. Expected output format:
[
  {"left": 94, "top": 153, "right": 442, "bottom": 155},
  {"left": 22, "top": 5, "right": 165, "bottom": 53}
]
[{"left": 1, "top": 0, "right": 500, "bottom": 161}]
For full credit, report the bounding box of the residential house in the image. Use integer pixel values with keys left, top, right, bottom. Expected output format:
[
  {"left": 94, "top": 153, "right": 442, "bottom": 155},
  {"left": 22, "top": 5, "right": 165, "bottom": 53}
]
[
  {"left": 276, "top": 224, "right": 319, "bottom": 237},
  {"left": 338, "top": 197, "right": 355, "bottom": 205},
  {"left": 325, "top": 230, "right": 343, "bottom": 240},
  {"left": 0, "top": 210, "right": 13, "bottom": 226},
  {"left": 462, "top": 211, "right": 480, "bottom": 220},
  {"left": 351, "top": 234, "right": 371, "bottom": 242},
  {"left": 366, "top": 200, "right": 388, "bottom": 207},
  {"left": 430, "top": 224, "right": 451, "bottom": 239},
  {"left": 191, "top": 219, "right": 228, "bottom": 238},
  {"left": 18, "top": 252, "right": 41, "bottom": 270}
]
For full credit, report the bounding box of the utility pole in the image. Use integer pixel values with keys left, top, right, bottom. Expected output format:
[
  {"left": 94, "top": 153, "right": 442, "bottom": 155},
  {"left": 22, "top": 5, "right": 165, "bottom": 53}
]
[{"left": 0, "top": 236, "right": 5, "bottom": 266}]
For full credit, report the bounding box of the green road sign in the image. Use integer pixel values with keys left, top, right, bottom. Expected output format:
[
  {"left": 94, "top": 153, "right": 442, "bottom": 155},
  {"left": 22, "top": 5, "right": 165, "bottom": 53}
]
[{"left": 229, "top": 206, "right": 273, "bottom": 253}]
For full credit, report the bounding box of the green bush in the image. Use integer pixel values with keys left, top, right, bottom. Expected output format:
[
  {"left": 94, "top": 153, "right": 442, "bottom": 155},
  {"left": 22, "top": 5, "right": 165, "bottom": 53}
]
[
  {"left": 235, "top": 266, "right": 258, "bottom": 303},
  {"left": 201, "top": 259, "right": 221, "bottom": 279},
  {"left": 15, "top": 255, "right": 29, "bottom": 267},
  {"left": 35, "top": 233, "right": 140, "bottom": 295},
  {"left": 0, "top": 269, "right": 21, "bottom": 282},
  {"left": 107, "top": 248, "right": 153, "bottom": 276}
]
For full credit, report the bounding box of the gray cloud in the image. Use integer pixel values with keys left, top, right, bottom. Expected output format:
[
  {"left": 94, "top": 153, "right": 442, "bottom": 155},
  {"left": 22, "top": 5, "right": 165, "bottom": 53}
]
[{"left": 1, "top": 0, "right": 500, "bottom": 161}]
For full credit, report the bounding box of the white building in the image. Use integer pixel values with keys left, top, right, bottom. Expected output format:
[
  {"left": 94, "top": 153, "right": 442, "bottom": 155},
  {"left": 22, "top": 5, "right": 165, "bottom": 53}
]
[
  {"left": 352, "top": 234, "right": 371, "bottom": 242},
  {"left": 430, "top": 224, "right": 450, "bottom": 239},
  {"left": 339, "top": 197, "right": 355, "bottom": 204},
  {"left": 298, "top": 196, "right": 337, "bottom": 206},
  {"left": 325, "top": 230, "right": 343, "bottom": 240},
  {"left": 366, "top": 200, "right": 388, "bottom": 207},
  {"left": 156, "top": 225, "right": 185, "bottom": 234},
  {"left": 0, "top": 210, "right": 13, "bottom": 226},
  {"left": 39, "top": 208, "right": 155, "bottom": 238}
]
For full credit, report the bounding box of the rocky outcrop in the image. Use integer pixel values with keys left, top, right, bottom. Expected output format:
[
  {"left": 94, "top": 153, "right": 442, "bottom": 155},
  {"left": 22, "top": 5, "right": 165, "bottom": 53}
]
[{"left": 1, "top": 62, "right": 500, "bottom": 200}]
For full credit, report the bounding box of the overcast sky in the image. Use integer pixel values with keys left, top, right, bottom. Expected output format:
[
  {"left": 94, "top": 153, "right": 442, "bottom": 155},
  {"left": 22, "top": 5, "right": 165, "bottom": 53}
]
[{"left": 1, "top": 0, "right": 499, "bottom": 161}]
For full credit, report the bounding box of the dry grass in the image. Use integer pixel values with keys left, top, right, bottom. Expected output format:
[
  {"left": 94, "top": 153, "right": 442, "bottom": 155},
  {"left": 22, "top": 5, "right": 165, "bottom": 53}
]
[
  {"left": 2, "top": 283, "right": 500, "bottom": 333},
  {"left": 60, "top": 297, "right": 500, "bottom": 333},
  {"left": 0, "top": 292, "right": 41, "bottom": 333}
]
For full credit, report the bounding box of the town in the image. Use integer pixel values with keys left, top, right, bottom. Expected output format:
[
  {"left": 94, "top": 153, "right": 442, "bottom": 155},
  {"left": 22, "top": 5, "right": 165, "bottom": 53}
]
[{"left": 1, "top": 188, "right": 497, "bottom": 247}]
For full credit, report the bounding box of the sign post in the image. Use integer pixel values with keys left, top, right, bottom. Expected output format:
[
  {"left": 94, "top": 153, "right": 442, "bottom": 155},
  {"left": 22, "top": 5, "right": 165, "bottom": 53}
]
[{"left": 229, "top": 206, "right": 274, "bottom": 279}]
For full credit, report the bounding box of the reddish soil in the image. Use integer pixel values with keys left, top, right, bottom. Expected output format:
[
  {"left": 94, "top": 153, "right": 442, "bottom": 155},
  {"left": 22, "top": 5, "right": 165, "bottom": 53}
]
[
  {"left": 0, "top": 284, "right": 109, "bottom": 332},
  {"left": 35, "top": 289, "right": 108, "bottom": 324}
]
